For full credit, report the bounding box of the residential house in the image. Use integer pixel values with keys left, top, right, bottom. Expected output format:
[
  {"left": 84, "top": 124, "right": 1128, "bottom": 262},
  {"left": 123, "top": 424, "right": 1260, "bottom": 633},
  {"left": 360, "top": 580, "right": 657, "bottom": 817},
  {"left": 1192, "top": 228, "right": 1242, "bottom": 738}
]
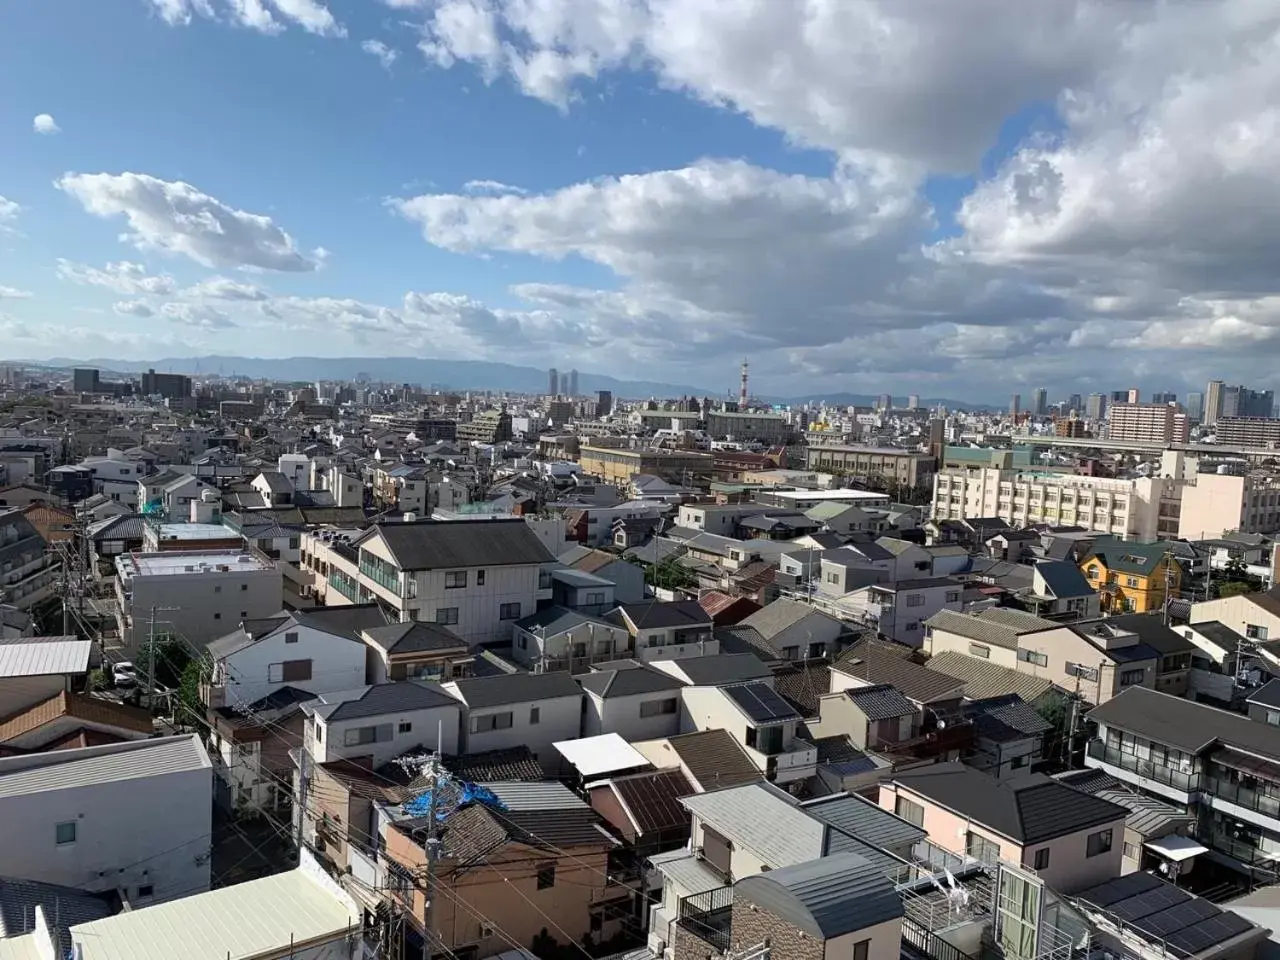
[
  {"left": 697, "top": 590, "right": 762, "bottom": 626},
  {"left": 560, "top": 546, "right": 647, "bottom": 604},
  {"left": 85, "top": 513, "right": 146, "bottom": 566},
  {"left": 730, "top": 598, "right": 846, "bottom": 661},
  {"left": 810, "top": 684, "right": 921, "bottom": 753},
  {"left": 0, "top": 691, "right": 152, "bottom": 752},
  {"left": 804, "top": 500, "right": 881, "bottom": 535},
  {"left": 380, "top": 781, "right": 623, "bottom": 958},
  {"left": 0, "top": 635, "right": 93, "bottom": 716},
  {"left": 1246, "top": 679, "right": 1280, "bottom": 725},
  {"left": 649, "top": 652, "right": 772, "bottom": 688},
  {"left": 549, "top": 566, "right": 617, "bottom": 614},
  {"left": 579, "top": 662, "right": 687, "bottom": 740},
  {"left": 817, "top": 542, "right": 895, "bottom": 596},
  {"left": 923, "top": 650, "right": 1061, "bottom": 704},
  {"left": 966, "top": 695, "right": 1053, "bottom": 780},
  {"left": 608, "top": 599, "right": 718, "bottom": 662},
  {"left": 1080, "top": 538, "right": 1181, "bottom": 614},
  {"left": 632, "top": 728, "right": 763, "bottom": 793},
  {"left": 443, "top": 672, "right": 583, "bottom": 767},
  {"left": 512, "top": 606, "right": 631, "bottom": 673},
  {"left": 1021, "top": 560, "right": 1100, "bottom": 621},
  {"left": 923, "top": 608, "right": 1058, "bottom": 667},
  {"left": 304, "top": 681, "right": 462, "bottom": 767},
  {"left": 844, "top": 577, "right": 965, "bottom": 648},
  {"left": 210, "top": 686, "right": 315, "bottom": 815},
  {"left": 361, "top": 620, "right": 471, "bottom": 682},
  {"left": 587, "top": 766, "right": 693, "bottom": 856},
  {"left": 879, "top": 763, "right": 1128, "bottom": 893},
  {"left": 1190, "top": 586, "right": 1280, "bottom": 648},
  {"left": 0, "top": 877, "right": 116, "bottom": 960},
  {"left": 1085, "top": 685, "right": 1280, "bottom": 882},
  {"left": 0, "top": 735, "right": 212, "bottom": 903},
  {"left": 680, "top": 681, "right": 818, "bottom": 784},
  {"left": 346, "top": 518, "right": 556, "bottom": 645},
  {"left": 21, "top": 502, "right": 75, "bottom": 544}
]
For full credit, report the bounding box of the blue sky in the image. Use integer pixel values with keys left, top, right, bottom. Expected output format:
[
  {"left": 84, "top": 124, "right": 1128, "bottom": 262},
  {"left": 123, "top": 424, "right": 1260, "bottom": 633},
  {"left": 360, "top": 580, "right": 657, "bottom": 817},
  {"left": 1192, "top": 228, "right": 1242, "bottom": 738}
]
[{"left": 1, "top": 2, "right": 1276, "bottom": 400}]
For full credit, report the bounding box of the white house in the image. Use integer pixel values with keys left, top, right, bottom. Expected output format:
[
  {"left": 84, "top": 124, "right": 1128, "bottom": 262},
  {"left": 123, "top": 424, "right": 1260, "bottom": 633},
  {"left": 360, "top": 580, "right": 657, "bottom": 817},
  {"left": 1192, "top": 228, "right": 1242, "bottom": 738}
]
[
  {"left": 842, "top": 576, "right": 965, "bottom": 648},
  {"left": 579, "top": 663, "right": 687, "bottom": 741},
  {"left": 0, "top": 735, "right": 212, "bottom": 904},
  {"left": 0, "top": 635, "right": 92, "bottom": 716},
  {"left": 511, "top": 607, "right": 632, "bottom": 673},
  {"left": 679, "top": 681, "right": 818, "bottom": 784},
  {"left": 608, "top": 600, "right": 718, "bottom": 662},
  {"left": 304, "top": 682, "right": 462, "bottom": 768},
  {"left": 443, "top": 671, "right": 583, "bottom": 767}
]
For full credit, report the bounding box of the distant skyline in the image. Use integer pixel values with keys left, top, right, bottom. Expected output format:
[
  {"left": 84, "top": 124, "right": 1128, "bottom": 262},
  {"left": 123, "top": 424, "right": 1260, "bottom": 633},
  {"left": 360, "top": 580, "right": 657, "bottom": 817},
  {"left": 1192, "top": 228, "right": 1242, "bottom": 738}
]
[{"left": 3, "top": 3, "right": 1280, "bottom": 399}]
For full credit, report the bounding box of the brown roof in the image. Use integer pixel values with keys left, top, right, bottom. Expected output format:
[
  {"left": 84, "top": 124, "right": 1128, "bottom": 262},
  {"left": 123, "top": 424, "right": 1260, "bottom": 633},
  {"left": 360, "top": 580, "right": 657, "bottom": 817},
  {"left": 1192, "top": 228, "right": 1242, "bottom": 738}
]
[
  {"left": 22, "top": 503, "right": 75, "bottom": 542},
  {"left": 572, "top": 549, "right": 618, "bottom": 574},
  {"left": 0, "top": 691, "right": 153, "bottom": 744},
  {"left": 834, "top": 641, "right": 967, "bottom": 704},
  {"left": 662, "top": 729, "right": 763, "bottom": 791},
  {"left": 697, "top": 591, "right": 761, "bottom": 625},
  {"left": 44, "top": 728, "right": 131, "bottom": 750}
]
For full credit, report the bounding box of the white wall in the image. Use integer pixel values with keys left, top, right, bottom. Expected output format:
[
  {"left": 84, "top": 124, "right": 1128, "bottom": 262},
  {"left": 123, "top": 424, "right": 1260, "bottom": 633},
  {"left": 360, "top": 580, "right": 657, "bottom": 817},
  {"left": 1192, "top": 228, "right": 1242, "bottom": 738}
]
[
  {"left": 311, "top": 702, "right": 460, "bottom": 767},
  {"left": 583, "top": 690, "right": 682, "bottom": 741},
  {"left": 453, "top": 693, "right": 582, "bottom": 765},
  {"left": 217, "top": 624, "right": 366, "bottom": 711},
  {"left": 123, "top": 565, "right": 284, "bottom": 651}
]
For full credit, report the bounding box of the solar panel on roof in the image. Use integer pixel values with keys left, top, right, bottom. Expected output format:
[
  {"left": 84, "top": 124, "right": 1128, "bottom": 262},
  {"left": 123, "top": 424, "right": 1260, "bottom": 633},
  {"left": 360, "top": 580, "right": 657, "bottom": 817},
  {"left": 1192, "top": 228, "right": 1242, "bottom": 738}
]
[{"left": 725, "top": 682, "right": 800, "bottom": 723}]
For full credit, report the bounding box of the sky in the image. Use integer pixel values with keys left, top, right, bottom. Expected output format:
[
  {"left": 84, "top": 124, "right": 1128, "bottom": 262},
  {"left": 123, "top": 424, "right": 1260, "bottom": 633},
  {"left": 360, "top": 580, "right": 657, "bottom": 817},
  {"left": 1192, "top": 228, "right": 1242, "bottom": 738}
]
[{"left": 2, "top": 1, "right": 1280, "bottom": 402}]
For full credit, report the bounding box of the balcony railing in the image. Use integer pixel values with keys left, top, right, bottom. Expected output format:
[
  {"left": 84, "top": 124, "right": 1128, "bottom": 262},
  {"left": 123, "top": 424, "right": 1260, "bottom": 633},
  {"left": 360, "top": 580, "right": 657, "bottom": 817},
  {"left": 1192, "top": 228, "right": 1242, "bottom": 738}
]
[
  {"left": 1204, "top": 830, "right": 1280, "bottom": 877},
  {"left": 1207, "top": 777, "right": 1280, "bottom": 822},
  {"left": 677, "top": 885, "right": 732, "bottom": 954},
  {"left": 1087, "top": 740, "right": 1200, "bottom": 793}
]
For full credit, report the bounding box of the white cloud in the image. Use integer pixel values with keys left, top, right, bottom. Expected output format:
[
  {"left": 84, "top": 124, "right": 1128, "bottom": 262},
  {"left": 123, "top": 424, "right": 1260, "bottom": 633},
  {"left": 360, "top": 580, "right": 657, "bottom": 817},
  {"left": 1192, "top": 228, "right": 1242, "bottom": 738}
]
[
  {"left": 0, "top": 196, "right": 20, "bottom": 232},
  {"left": 32, "top": 114, "right": 60, "bottom": 135},
  {"left": 55, "top": 259, "right": 177, "bottom": 295},
  {"left": 144, "top": 0, "right": 214, "bottom": 25},
  {"left": 56, "top": 172, "right": 320, "bottom": 272},
  {"left": 160, "top": 301, "right": 237, "bottom": 328},
  {"left": 463, "top": 179, "right": 528, "bottom": 195},
  {"left": 113, "top": 300, "right": 155, "bottom": 317},
  {"left": 362, "top": 39, "right": 398, "bottom": 68},
  {"left": 183, "top": 276, "right": 269, "bottom": 300},
  {"left": 0, "top": 286, "right": 31, "bottom": 299},
  {"left": 143, "top": 0, "right": 343, "bottom": 36}
]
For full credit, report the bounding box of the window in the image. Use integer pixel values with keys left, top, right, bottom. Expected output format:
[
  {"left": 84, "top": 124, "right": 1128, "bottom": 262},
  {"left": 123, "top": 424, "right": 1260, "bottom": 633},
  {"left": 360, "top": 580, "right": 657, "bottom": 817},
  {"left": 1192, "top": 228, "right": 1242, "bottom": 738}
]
[
  {"left": 946, "top": 591, "right": 961, "bottom": 602},
  {"left": 518, "top": 634, "right": 528, "bottom": 650},
  {"left": 536, "top": 863, "right": 556, "bottom": 890},
  {"left": 1123, "top": 842, "right": 1140, "bottom": 861},
  {"left": 585, "top": 591, "right": 606, "bottom": 606},
  {"left": 639, "top": 698, "right": 678, "bottom": 718},
  {"left": 966, "top": 832, "right": 1001, "bottom": 863},
  {"left": 1033, "top": 848, "right": 1050, "bottom": 870},
  {"left": 288, "top": 537, "right": 299, "bottom": 550},
  {"left": 1120, "top": 668, "right": 1146, "bottom": 686},
  {"left": 344, "top": 724, "right": 393, "bottom": 746},
  {"left": 241, "top": 583, "right": 248, "bottom": 591},
  {"left": 214, "top": 584, "right": 222, "bottom": 594},
  {"left": 969, "top": 643, "right": 991, "bottom": 659},
  {"left": 1017, "top": 649, "right": 1048, "bottom": 668},
  {"left": 530, "top": 707, "right": 540, "bottom": 725},
  {"left": 471, "top": 712, "right": 514, "bottom": 733},
  {"left": 269, "top": 659, "right": 312, "bottom": 683},
  {"left": 1247, "top": 624, "right": 1269, "bottom": 640},
  {"left": 906, "top": 594, "right": 925, "bottom": 607},
  {"left": 240, "top": 611, "right": 248, "bottom": 619},
  {"left": 499, "top": 602, "right": 521, "bottom": 620},
  {"left": 539, "top": 570, "right": 553, "bottom": 589},
  {"left": 314, "top": 724, "right": 323, "bottom": 743},
  {"left": 398, "top": 722, "right": 412, "bottom": 734},
  {"left": 136, "top": 884, "right": 154, "bottom": 898},
  {"left": 1266, "top": 710, "right": 1280, "bottom": 727},
  {"left": 1067, "top": 662, "right": 1098, "bottom": 682},
  {"left": 1086, "top": 828, "right": 1113, "bottom": 858},
  {"left": 1087, "top": 565, "right": 1101, "bottom": 580},
  {"left": 213, "top": 612, "right": 221, "bottom": 620},
  {"left": 284, "top": 631, "right": 298, "bottom": 644},
  {"left": 1011, "top": 755, "right": 1028, "bottom": 770},
  {"left": 436, "top": 607, "right": 459, "bottom": 625},
  {"left": 55, "top": 821, "right": 76, "bottom": 845},
  {"left": 853, "top": 940, "right": 870, "bottom": 960},
  {"left": 895, "top": 796, "right": 925, "bottom": 827},
  {"left": 445, "top": 571, "right": 468, "bottom": 589},
  {"left": 782, "top": 646, "right": 799, "bottom": 660}
]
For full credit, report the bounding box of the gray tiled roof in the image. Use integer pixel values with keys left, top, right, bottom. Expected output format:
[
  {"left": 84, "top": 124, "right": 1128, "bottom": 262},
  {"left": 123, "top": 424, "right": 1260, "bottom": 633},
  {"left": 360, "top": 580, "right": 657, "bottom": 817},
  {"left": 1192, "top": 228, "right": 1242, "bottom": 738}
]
[
  {"left": 925, "top": 650, "right": 1059, "bottom": 703},
  {"left": 371, "top": 518, "right": 555, "bottom": 570},
  {"left": 362, "top": 621, "right": 467, "bottom": 655},
  {"left": 660, "top": 652, "right": 771, "bottom": 686},
  {"left": 310, "top": 681, "right": 459, "bottom": 722},
  {"left": 968, "top": 694, "right": 1052, "bottom": 738},
  {"left": 734, "top": 853, "right": 903, "bottom": 940},
  {"left": 1247, "top": 677, "right": 1280, "bottom": 709},
  {"left": 1033, "top": 559, "right": 1094, "bottom": 599},
  {"left": 0, "top": 734, "right": 208, "bottom": 798},
  {"left": 803, "top": 792, "right": 926, "bottom": 851},
  {"left": 1087, "top": 685, "right": 1280, "bottom": 760},
  {"left": 0, "top": 876, "right": 116, "bottom": 956},
  {"left": 515, "top": 605, "right": 611, "bottom": 637},
  {"left": 740, "top": 598, "right": 834, "bottom": 641},
  {"left": 681, "top": 782, "right": 825, "bottom": 868},
  {"left": 835, "top": 642, "right": 966, "bottom": 704},
  {"left": 578, "top": 665, "right": 685, "bottom": 699},
  {"left": 662, "top": 728, "right": 763, "bottom": 791},
  {"left": 925, "top": 608, "right": 1057, "bottom": 650},
  {"left": 845, "top": 683, "right": 916, "bottom": 720},
  {"left": 448, "top": 671, "right": 583, "bottom": 708}
]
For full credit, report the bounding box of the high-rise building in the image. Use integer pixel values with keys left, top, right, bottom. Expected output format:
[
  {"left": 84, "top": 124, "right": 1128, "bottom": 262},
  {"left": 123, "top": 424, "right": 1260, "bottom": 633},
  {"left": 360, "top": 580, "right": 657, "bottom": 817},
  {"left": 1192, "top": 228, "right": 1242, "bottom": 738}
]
[
  {"left": 73, "top": 368, "right": 100, "bottom": 393},
  {"left": 1110, "top": 390, "right": 1129, "bottom": 403},
  {"left": 1032, "top": 388, "right": 1048, "bottom": 416},
  {"left": 568, "top": 369, "right": 579, "bottom": 397},
  {"left": 1055, "top": 418, "right": 1087, "bottom": 438},
  {"left": 1009, "top": 394, "right": 1021, "bottom": 416},
  {"left": 907, "top": 394, "right": 920, "bottom": 410},
  {"left": 595, "top": 390, "right": 613, "bottom": 418},
  {"left": 1106, "top": 403, "right": 1189, "bottom": 444},
  {"left": 1214, "top": 417, "right": 1280, "bottom": 446},
  {"left": 1127, "top": 388, "right": 1140, "bottom": 404},
  {"left": 1205, "top": 380, "right": 1224, "bottom": 425},
  {"left": 1151, "top": 392, "right": 1177, "bottom": 405},
  {"left": 1185, "top": 391, "right": 1204, "bottom": 421},
  {"left": 1237, "top": 387, "right": 1275, "bottom": 418},
  {"left": 1068, "top": 394, "right": 1083, "bottom": 415},
  {"left": 875, "top": 393, "right": 892, "bottom": 411},
  {"left": 1086, "top": 394, "right": 1107, "bottom": 420},
  {"left": 140, "top": 368, "right": 191, "bottom": 401},
  {"left": 547, "top": 368, "right": 559, "bottom": 396}
]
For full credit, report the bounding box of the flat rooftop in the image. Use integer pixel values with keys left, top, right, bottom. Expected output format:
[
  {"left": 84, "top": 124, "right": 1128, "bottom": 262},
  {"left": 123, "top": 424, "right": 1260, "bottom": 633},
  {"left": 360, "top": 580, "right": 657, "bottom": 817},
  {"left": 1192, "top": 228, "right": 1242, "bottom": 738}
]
[
  {"left": 116, "top": 550, "right": 274, "bottom": 579},
  {"left": 763, "top": 489, "right": 891, "bottom": 503},
  {"left": 150, "top": 523, "right": 240, "bottom": 541}
]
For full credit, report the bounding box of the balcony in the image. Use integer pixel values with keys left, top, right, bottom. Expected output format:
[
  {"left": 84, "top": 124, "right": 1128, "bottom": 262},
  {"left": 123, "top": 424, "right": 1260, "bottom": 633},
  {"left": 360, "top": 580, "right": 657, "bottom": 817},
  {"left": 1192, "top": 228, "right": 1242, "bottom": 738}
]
[
  {"left": 1087, "top": 739, "right": 1200, "bottom": 797},
  {"left": 766, "top": 737, "right": 818, "bottom": 784},
  {"left": 1207, "top": 777, "right": 1280, "bottom": 826},
  {"left": 676, "top": 885, "right": 732, "bottom": 954}
]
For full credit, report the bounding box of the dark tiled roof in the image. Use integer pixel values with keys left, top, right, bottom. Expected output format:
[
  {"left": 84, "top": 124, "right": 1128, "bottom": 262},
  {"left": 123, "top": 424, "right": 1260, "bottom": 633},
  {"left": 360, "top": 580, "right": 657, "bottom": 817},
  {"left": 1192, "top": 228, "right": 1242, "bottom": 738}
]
[
  {"left": 663, "top": 728, "right": 763, "bottom": 791},
  {"left": 844, "top": 684, "right": 916, "bottom": 721},
  {"left": 1081, "top": 538, "right": 1172, "bottom": 576},
  {"left": 1033, "top": 559, "right": 1094, "bottom": 598},
  {"left": 1104, "top": 613, "right": 1196, "bottom": 656},
  {"left": 773, "top": 663, "right": 831, "bottom": 717},
  {"left": 804, "top": 792, "right": 926, "bottom": 851},
  {"left": 371, "top": 518, "right": 555, "bottom": 570},
  {"left": 449, "top": 671, "right": 583, "bottom": 708},
  {"left": 1189, "top": 620, "right": 1246, "bottom": 649},
  {"left": 1055, "top": 769, "right": 1123, "bottom": 794},
  {"left": 835, "top": 641, "right": 965, "bottom": 704},
  {"left": 892, "top": 763, "right": 1127, "bottom": 844},
  {"left": 312, "top": 681, "right": 459, "bottom": 722},
  {"left": 1247, "top": 677, "right": 1280, "bottom": 709},
  {"left": 444, "top": 746, "right": 543, "bottom": 782},
  {"left": 578, "top": 665, "right": 685, "bottom": 699},
  {"left": 924, "top": 650, "right": 1058, "bottom": 702},
  {"left": 363, "top": 621, "right": 467, "bottom": 655},
  {"left": 515, "top": 606, "right": 611, "bottom": 637},
  {"left": 293, "top": 604, "right": 390, "bottom": 640},
  {"left": 0, "top": 876, "right": 117, "bottom": 956},
  {"left": 611, "top": 769, "right": 693, "bottom": 835},
  {"left": 666, "top": 652, "right": 771, "bottom": 686},
  {"left": 968, "top": 694, "right": 1052, "bottom": 742},
  {"left": 616, "top": 599, "right": 710, "bottom": 630},
  {"left": 1087, "top": 685, "right": 1280, "bottom": 760}
]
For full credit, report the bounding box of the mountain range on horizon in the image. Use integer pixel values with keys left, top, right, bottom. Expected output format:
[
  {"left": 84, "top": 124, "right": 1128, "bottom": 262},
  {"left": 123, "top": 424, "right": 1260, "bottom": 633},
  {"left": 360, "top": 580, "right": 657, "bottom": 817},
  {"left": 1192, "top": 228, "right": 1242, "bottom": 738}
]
[{"left": 26, "top": 354, "right": 979, "bottom": 409}]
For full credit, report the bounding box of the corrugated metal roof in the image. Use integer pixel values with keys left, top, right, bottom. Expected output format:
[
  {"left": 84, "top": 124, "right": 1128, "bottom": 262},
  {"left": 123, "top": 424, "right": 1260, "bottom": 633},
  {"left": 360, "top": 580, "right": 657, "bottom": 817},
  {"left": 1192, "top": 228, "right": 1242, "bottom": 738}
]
[
  {"left": 803, "top": 792, "right": 926, "bottom": 852},
  {"left": 649, "top": 850, "right": 725, "bottom": 896},
  {"left": 486, "top": 780, "right": 590, "bottom": 812},
  {"left": 0, "top": 734, "right": 209, "bottom": 799},
  {"left": 733, "top": 852, "right": 903, "bottom": 939},
  {"left": 69, "top": 866, "right": 357, "bottom": 960},
  {"left": 681, "top": 782, "right": 824, "bottom": 868},
  {"left": 0, "top": 637, "right": 91, "bottom": 678}
]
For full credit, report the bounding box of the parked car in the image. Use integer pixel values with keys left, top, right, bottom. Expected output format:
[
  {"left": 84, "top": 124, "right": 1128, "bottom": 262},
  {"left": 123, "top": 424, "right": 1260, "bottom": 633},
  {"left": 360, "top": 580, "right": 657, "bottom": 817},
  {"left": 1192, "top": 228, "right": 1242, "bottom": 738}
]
[{"left": 112, "top": 662, "right": 138, "bottom": 688}]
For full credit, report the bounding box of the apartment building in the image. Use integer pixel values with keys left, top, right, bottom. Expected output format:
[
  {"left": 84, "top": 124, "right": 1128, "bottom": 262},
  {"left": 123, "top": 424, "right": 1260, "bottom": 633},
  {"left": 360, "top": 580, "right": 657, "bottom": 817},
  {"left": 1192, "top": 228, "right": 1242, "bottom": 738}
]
[
  {"left": 704, "top": 410, "right": 791, "bottom": 443},
  {"left": 346, "top": 518, "right": 556, "bottom": 645},
  {"left": 1215, "top": 417, "right": 1280, "bottom": 447},
  {"left": 1180, "top": 471, "right": 1280, "bottom": 540},
  {"left": 578, "top": 445, "right": 713, "bottom": 484},
  {"left": 1106, "top": 403, "right": 1189, "bottom": 444},
  {"left": 804, "top": 445, "right": 936, "bottom": 488},
  {"left": 0, "top": 509, "right": 57, "bottom": 612},
  {"left": 931, "top": 467, "right": 1182, "bottom": 541},
  {"left": 454, "top": 409, "right": 512, "bottom": 444},
  {"left": 1086, "top": 686, "right": 1280, "bottom": 882}
]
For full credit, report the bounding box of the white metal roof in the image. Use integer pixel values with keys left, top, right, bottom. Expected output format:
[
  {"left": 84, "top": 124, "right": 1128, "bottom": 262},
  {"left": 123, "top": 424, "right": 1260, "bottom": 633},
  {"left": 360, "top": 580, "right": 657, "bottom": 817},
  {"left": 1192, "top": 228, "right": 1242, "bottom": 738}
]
[
  {"left": 69, "top": 867, "right": 358, "bottom": 960},
  {"left": 0, "top": 734, "right": 209, "bottom": 799},
  {"left": 1144, "top": 835, "right": 1209, "bottom": 862},
  {"left": 0, "top": 935, "right": 40, "bottom": 960},
  {"left": 553, "top": 733, "right": 649, "bottom": 779},
  {"left": 0, "top": 637, "right": 91, "bottom": 678}
]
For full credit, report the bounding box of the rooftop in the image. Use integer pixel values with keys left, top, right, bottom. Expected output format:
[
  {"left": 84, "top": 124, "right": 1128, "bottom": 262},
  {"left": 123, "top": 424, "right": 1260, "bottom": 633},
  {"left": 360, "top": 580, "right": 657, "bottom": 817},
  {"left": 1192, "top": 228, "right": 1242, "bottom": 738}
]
[
  {"left": 0, "top": 636, "right": 91, "bottom": 679},
  {"left": 652, "top": 728, "right": 763, "bottom": 791},
  {"left": 116, "top": 550, "right": 273, "bottom": 579},
  {"left": 367, "top": 518, "right": 555, "bottom": 571},
  {"left": 924, "top": 608, "right": 1056, "bottom": 650},
  {"left": 308, "top": 681, "right": 459, "bottom": 723},
  {"left": 578, "top": 664, "right": 685, "bottom": 699},
  {"left": 554, "top": 733, "right": 650, "bottom": 779},
  {"left": 682, "top": 781, "right": 824, "bottom": 868},
  {"left": 924, "top": 650, "right": 1058, "bottom": 702},
  {"left": 734, "top": 852, "right": 904, "bottom": 940},
  {"left": 446, "top": 671, "right": 583, "bottom": 708},
  {"left": 1087, "top": 685, "right": 1280, "bottom": 760},
  {"left": 0, "top": 734, "right": 209, "bottom": 799}
]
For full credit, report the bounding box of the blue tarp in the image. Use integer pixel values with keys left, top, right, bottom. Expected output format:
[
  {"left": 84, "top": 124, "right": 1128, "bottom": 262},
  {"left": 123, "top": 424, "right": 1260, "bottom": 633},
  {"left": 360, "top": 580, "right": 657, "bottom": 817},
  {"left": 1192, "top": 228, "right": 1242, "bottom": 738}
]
[{"left": 403, "top": 780, "right": 508, "bottom": 820}]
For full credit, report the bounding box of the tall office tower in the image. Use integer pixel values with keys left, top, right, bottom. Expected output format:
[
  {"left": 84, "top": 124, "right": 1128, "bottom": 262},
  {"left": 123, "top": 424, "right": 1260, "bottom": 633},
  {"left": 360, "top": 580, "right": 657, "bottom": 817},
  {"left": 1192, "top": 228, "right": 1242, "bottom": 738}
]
[
  {"left": 547, "top": 368, "right": 559, "bottom": 396},
  {"left": 1237, "top": 387, "right": 1275, "bottom": 418},
  {"left": 1185, "top": 392, "right": 1204, "bottom": 421},
  {"left": 595, "top": 390, "right": 613, "bottom": 417},
  {"left": 1068, "top": 394, "right": 1083, "bottom": 415},
  {"left": 1221, "top": 385, "right": 1241, "bottom": 419},
  {"left": 1151, "top": 392, "right": 1177, "bottom": 405},
  {"left": 1205, "top": 380, "right": 1224, "bottom": 425},
  {"left": 1127, "top": 388, "right": 1140, "bottom": 404},
  {"left": 907, "top": 394, "right": 920, "bottom": 410},
  {"left": 568, "top": 369, "right": 580, "bottom": 398},
  {"left": 73, "top": 368, "right": 100, "bottom": 393},
  {"left": 875, "top": 393, "right": 892, "bottom": 411},
  {"left": 1110, "top": 390, "right": 1129, "bottom": 403},
  {"left": 1086, "top": 394, "right": 1107, "bottom": 420},
  {"left": 1032, "top": 387, "right": 1048, "bottom": 416},
  {"left": 1010, "top": 394, "right": 1021, "bottom": 416}
]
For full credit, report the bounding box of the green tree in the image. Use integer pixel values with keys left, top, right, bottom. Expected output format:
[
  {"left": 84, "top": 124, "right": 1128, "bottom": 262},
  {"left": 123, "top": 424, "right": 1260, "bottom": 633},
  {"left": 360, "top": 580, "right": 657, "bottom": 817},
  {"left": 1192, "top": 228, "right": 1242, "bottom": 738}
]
[
  {"left": 647, "top": 554, "right": 697, "bottom": 591},
  {"left": 1218, "top": 580, "right": 1256, "bottom": 598}
]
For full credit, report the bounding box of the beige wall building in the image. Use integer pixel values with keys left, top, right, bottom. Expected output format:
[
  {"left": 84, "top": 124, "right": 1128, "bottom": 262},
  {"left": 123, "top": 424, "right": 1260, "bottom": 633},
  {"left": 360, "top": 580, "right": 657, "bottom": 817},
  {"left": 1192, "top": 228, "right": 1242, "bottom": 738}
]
[
  {"left": 805, "top": 445, "right": 936, "bottom": 488},
  {"left": 1106, "top": 403, "right": 1189, "bottom": 444},
  {"left": 578, "top": 445, "right": 712, "bottom": 484},
  {"left": 1179, "top": 471, "right": 1280, "bottom": 540},
  {"left": 1214, "top": 417, "right": 1280, "bottom": 447}
]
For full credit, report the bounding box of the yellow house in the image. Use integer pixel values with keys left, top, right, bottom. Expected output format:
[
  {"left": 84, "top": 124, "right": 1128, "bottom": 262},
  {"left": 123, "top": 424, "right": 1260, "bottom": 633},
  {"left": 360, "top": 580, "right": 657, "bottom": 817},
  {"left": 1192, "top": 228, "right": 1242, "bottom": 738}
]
[{"left": 1079, "top": 538, "right": 1181, "bottom": 614}]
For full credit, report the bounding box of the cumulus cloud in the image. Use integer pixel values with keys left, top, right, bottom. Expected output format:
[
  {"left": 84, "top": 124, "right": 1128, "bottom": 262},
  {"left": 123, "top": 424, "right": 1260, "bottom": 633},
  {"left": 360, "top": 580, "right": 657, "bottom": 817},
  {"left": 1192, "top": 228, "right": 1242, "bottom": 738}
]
[
  {"left": 32, "top": 114, "right": 60, "bottom": 135},
  {"left": 463, "top": 179, "right": 528, "bottom": 195},
  {"left": 362, "top": 39, "right": 398, "bottom": 69},
  {"left": 56, "top": 173, "right": 320, "bottom": 272},
  {"left": 0, "top": 196, "right": 20, "bottom": 232},
  {"left": 144, "top": 0, "right": 343, "bottom": 35},
  {"left": 183, "top": 276, "right": 269, "bottom": 300},
  {"left": 0, "top": 286, "right": 32, "bottom": 299},
  {"left": 56, "top": 259, "right": 177, "bottom": 296},
  {"left": 113, "top": 300, "right": 155, "bottom": 317},
  {"left": 160, "top": 301, "right": 237, "bottom": 329}
]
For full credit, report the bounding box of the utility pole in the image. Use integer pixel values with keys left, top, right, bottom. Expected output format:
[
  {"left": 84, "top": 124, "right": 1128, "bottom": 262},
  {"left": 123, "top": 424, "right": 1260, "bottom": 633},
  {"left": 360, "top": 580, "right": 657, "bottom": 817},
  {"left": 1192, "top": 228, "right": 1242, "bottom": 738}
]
[
  {"left": 422, "top": 750, "right": 444, "bottom": 960},
  {"left": 144, "top": 605, "right": 179, "bottom": 712}
]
